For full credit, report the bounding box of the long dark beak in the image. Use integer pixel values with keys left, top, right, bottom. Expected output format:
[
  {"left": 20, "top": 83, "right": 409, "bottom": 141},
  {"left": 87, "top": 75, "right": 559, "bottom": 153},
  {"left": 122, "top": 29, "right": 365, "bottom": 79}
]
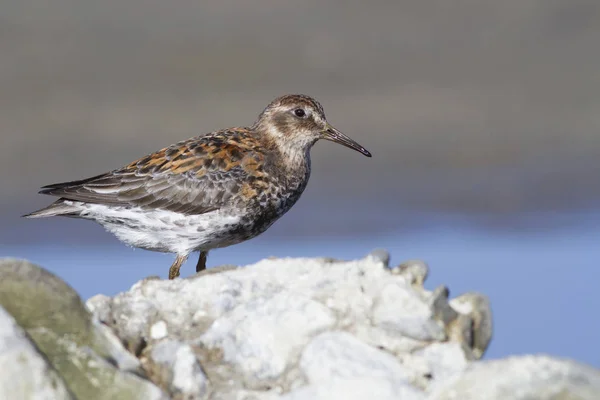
[{"left": 322, "top": 124, "right": 372, "bottom": 157}]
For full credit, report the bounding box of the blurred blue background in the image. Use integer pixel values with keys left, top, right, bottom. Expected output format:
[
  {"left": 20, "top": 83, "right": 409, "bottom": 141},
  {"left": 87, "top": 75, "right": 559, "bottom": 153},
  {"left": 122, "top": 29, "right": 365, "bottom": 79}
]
[{"left": 2, "top": 1, "right": 599, "bottom": 367}]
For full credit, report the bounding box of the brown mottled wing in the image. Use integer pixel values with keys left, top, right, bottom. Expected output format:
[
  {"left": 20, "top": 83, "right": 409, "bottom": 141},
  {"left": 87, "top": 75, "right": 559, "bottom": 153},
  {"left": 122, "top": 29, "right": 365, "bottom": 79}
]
[{"left": 38, "top": 130, "right": 265, "bottom": 215}]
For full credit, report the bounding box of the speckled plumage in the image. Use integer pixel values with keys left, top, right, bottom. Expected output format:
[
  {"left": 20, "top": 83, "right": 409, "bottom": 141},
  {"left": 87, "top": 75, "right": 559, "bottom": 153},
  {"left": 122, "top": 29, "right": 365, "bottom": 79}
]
[{"left": 24, "top": 94, "right": 371, "bottom": 279}]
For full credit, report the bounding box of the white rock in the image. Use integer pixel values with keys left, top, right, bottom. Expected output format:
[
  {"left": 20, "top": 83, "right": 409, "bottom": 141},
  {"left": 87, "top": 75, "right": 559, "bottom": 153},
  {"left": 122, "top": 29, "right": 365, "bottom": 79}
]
[
  {"left": 0, "top": 306, "right": 73, "bottom": 400},
  {"left": 282, "top": 331, "right": 426, "bottom": 400},
  {"left": 200, "top": 291, "right": 336, "bottom": 381},
  {"left": 86, "top": 253, "right": 498, "bottom": 398},
  {"left": 150, "top": 321, "right": 169, "bottom": 340},
  {"left": 430, "top": 355, "right": 600, "bottom": 400},
  {"left": 449, "top": 292, "right": 493, "bottom": 359},
  {"left": 404, "top": 342, "right": 469, "bottom": 392},
  {"left": 8, "top": 253, "right": 600, "bottom": 400},
  {"left": 86, "top": 294, "right": 112, "bottom": 322},
  {"left": 372, "top": 282, "right": 445, "bottom": 341},
  {"left": 149, "top": 340, "right": 208, "bottom": 398},
  {"left": 93, "top": 318, "right": 142, "bottom": 372}
]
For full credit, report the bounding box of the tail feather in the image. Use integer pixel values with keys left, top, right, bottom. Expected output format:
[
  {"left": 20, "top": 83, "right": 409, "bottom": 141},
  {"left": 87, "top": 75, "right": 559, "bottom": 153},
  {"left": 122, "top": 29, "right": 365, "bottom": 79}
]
[{"left": 22, "top": 199, "right": 81, "bottom": 218}]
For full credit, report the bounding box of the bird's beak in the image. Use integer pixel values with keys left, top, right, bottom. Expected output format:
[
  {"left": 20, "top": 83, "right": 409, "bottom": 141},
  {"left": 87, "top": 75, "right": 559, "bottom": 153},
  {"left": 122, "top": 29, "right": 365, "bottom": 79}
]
[{"left": 322, "top": 124, "right": 372, "bottom": 157}]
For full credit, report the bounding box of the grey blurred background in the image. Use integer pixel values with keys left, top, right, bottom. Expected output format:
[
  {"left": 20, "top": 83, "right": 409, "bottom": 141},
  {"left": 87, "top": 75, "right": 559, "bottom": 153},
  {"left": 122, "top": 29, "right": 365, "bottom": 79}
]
[
  {"left": 2, "top": 0, "right": 600, "bottom": 366},
  {"left": 3, "top": 0, "right": 600, "bottom": 243}
]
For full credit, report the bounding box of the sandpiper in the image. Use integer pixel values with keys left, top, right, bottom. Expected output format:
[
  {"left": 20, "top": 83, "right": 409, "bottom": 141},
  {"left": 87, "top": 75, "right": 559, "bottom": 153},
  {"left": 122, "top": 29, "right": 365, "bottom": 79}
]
[{"left": 23, "top": 94, "right": 371, "bottom": 279}]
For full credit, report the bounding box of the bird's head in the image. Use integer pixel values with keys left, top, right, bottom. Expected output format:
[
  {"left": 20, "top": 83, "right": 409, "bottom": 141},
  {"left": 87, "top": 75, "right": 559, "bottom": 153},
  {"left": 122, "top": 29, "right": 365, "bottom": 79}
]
[{"left": 254, "top": 94, "right": 371, "bottom": 158}]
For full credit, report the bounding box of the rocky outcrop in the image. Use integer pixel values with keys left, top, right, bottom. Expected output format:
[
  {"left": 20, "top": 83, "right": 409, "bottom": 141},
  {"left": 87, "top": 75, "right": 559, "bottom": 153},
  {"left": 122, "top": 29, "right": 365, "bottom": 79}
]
[
  {"left": 0, "top": 306, "right": 73, "bottom": 400},
  {"left": 0, "top": 253, "right": 598, "bottom": 400},
  {"left": 428, "top": 355, "right": 600, "bottom": 400},
  {"left": 0, "top": 259, "right": 166, "bottom": 400}
]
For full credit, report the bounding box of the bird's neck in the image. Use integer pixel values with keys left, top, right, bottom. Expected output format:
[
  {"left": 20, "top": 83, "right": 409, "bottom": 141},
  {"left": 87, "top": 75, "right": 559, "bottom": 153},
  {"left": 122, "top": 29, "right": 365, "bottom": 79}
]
[
  {"left": 275, "top": 140, "right": 312, "bottom": 171},
  {"left": 256, "top": 124, "right": 314, "bottom": 175},
  {"left": 271, "top": 141, "right": 312, "bottom": 201}
]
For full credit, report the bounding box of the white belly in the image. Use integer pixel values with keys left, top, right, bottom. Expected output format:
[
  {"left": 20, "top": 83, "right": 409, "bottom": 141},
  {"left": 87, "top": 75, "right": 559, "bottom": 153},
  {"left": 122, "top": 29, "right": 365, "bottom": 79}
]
[{"left": 77, "top": 202, "right": 242, "bottom": 255}]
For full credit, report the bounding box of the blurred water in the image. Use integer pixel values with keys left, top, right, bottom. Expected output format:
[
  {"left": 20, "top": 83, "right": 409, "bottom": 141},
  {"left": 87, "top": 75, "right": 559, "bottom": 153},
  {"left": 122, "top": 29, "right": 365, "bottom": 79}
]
[{"left": 2, "top": 212, "right": 599, "bottom": 368}]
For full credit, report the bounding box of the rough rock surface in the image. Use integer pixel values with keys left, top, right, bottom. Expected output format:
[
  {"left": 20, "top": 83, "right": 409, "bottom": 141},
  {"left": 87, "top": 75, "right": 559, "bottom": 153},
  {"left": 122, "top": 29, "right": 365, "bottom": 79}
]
[
  {"left": 0, "top": 258, "right": 166, "bottom": 400},
  {"left": 0, "top": 306, "right": 73, "bottom": 400},
  {"left": 1, "top": 253, "right": 599, "bottom": 400},
  {"left": 429, "top": 355, "right": 600, "bottom": 400}
]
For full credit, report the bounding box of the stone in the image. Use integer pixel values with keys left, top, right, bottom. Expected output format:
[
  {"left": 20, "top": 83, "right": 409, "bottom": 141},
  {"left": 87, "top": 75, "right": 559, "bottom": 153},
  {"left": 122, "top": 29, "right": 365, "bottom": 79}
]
[
  {"left": 142, "top": 340, "right": 208, "bottom": 399},
  {"left": 430, "top": 355, "right": 600, "bottom": 400},
  {"left": 87, "top": 252, "right": 490, "bottom": 398},
  {"left": 0, "top": 258, "right": 93, "bottom": 344},
  {"left": 367, "top": 248, "right": 390, "bottom": 267},
  {"left": 449, "top": 292, "right": 493, "bottom": 360},
  {"left": 0, "top": 258, "right": 166, "bottom": 400},
  {"left": 5, "top": 253, "right": 597, "bottom": 400},
  {"left": 282, "top": 331, "right": 426, "bottom": 400},
  {"left": 0, "top": 306, "right": 73, "bottom": 400},
  {"left": 391, "top": 259, "right": 429, "bottom": 287},
  {"left": 199, "top": 291, "right": 336, "bottom": 383}
]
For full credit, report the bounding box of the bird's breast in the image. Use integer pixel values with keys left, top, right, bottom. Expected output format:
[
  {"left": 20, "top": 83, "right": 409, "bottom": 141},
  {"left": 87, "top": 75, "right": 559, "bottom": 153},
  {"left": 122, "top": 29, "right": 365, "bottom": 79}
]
[{"left": 232, "top": 168, "right": 310, "bottom": 236}]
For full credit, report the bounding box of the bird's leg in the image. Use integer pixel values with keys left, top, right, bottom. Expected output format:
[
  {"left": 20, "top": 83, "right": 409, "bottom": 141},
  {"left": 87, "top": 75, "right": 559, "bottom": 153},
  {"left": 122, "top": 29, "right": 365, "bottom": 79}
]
[
  {"left": 168, "top": 254, "right": 188, "bottom": 280},
  {"left": 196, "top": 251, "right": 208, "bottom": 273}
]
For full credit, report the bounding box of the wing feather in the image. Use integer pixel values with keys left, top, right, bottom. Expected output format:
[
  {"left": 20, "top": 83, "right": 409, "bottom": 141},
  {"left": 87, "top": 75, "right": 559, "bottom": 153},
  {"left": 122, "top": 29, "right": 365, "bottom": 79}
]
[{"left": 38, "top": 130, "right": 264, "bottom": 215}]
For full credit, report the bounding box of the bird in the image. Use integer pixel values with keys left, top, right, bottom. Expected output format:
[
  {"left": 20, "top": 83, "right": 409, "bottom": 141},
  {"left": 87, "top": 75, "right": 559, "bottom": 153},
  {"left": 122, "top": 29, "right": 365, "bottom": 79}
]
[{"left": 23, "top": 94, "right": 372, "bottom": 279}]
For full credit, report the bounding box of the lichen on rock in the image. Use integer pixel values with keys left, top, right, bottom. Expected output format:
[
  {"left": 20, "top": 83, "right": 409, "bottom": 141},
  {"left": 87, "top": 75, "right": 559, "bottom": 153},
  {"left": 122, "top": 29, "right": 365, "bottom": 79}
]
[{"left": 0, "top": 259, "right": 166, "bottom": 400}]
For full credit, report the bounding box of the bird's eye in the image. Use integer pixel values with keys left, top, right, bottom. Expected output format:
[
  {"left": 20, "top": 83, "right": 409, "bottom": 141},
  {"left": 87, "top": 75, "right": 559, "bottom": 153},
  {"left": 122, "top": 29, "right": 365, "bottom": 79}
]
[{"left": 294, "top": 108, "right": 306, "bottom": 118}]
